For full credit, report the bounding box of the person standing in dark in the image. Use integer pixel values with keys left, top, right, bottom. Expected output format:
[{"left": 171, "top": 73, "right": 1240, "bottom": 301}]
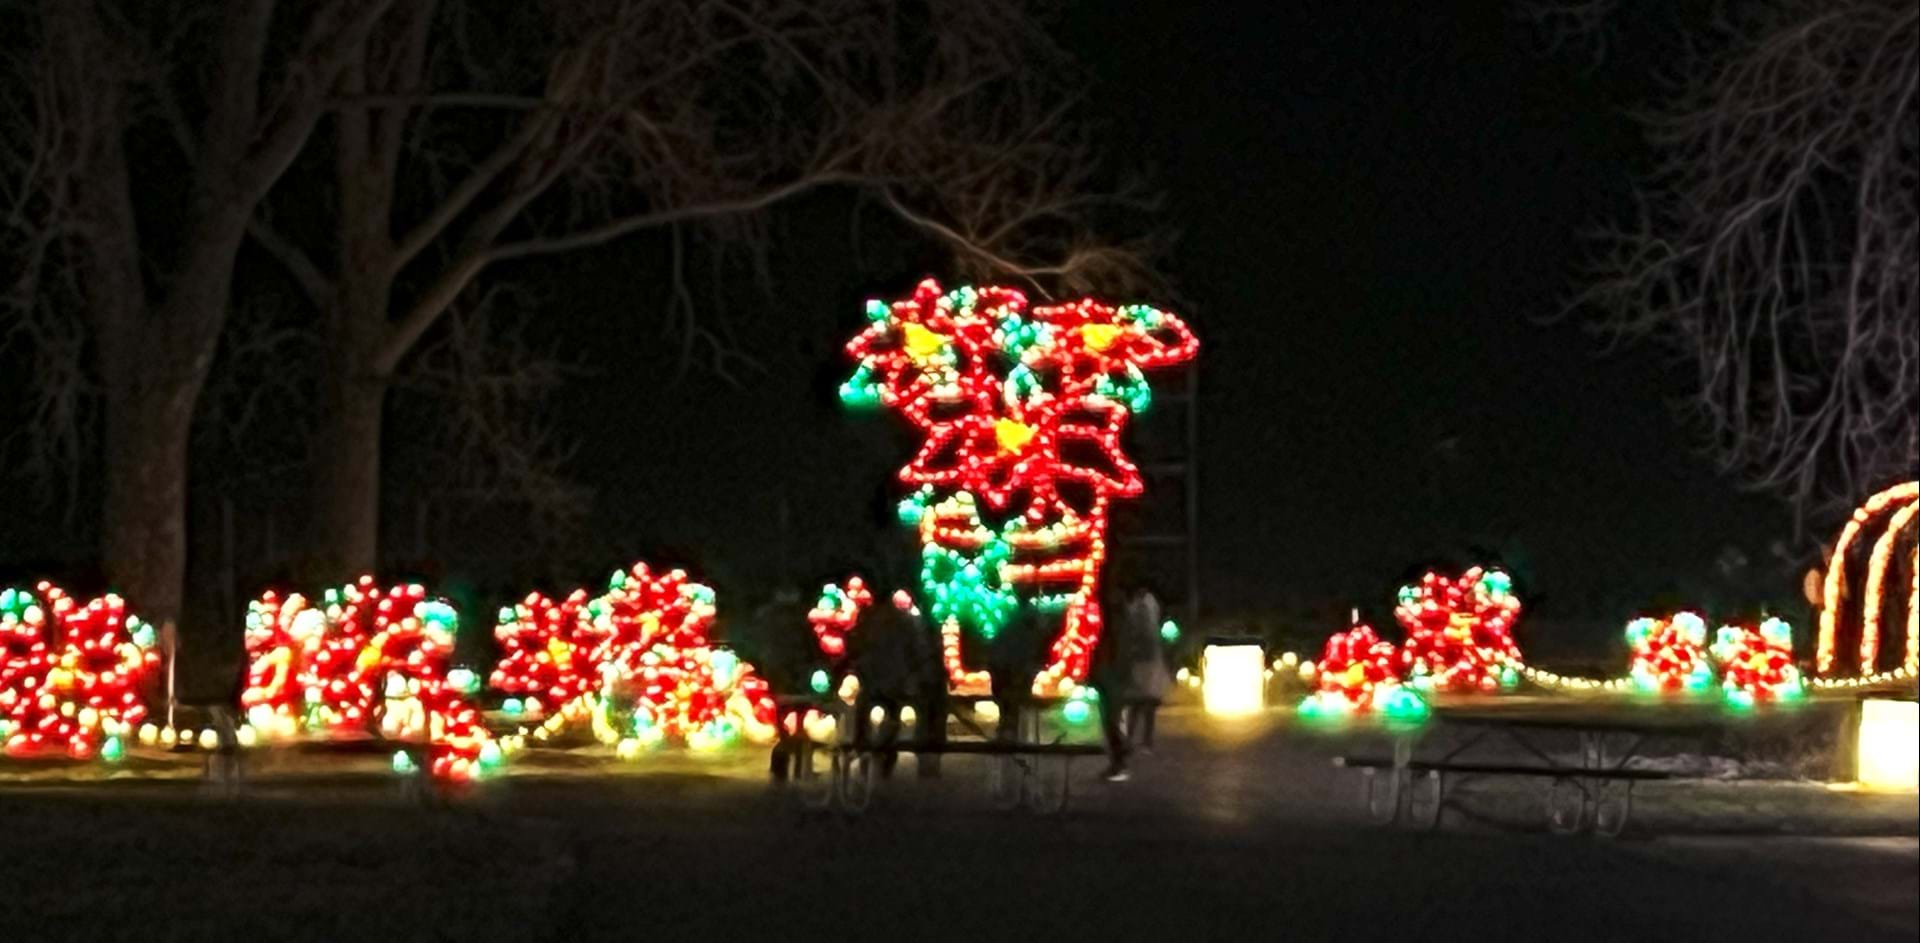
[
  {"left": 755, "top": 587, "right": 817, "bottom": 783},
  {"left": 1122, "top": 581, "right": 1171, "bottom": 752},
  {"left": 988, "top": 603, "right": 1050, "bottom": 743},
  {"left": 850, "top": 592, "right": 917, "bottom": 778},
  {"left": 1091, "top": 576, "right": 1135, "bottom": 781},
  {"left": 899, "top": 590, "right": 948, "bottom": 778}
]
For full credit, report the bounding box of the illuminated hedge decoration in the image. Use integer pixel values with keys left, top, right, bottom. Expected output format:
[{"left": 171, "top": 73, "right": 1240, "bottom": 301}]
[
  {"left": 0, "top": 583, "right": 159, "bottom": 760},
  {"left": 1711, "top": 618, "right": 1804, "bottom": 705},
  {"left": 500, "top": 563, "right": 777, "bottom": 753},
  {"left": 1624, "top": 613, "right": 1715, "bottom": 694},
  {"left": 841, "top": 278, "right": 1198, "bottom": 695},
  {"left": 1298, "top": 623, "right": 1427, "bottom": 721},
  {"left": 1395, "top": 567, "right": 1522, "bottom": 693},
  {"left": 239, "top": 577, "right": 500, "bottom": 782}
]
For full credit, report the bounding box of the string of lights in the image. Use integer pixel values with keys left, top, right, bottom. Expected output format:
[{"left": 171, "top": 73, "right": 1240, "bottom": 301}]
[{"left": 1816, "top": 481, "right": 1918, "bottom": 677}]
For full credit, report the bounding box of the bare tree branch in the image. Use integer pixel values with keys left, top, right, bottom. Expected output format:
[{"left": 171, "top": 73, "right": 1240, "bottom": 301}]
[
  {"left": 247, "top": 217, "right": 333, "bottom": 309},
  {"left": 1567, "top": 0, "right": 1919, "bottom": 530}
]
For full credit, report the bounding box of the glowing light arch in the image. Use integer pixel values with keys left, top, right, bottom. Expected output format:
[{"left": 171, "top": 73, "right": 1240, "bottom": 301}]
[{"left": 1815, "top": 482, "right": 1918, "bottom": 685}]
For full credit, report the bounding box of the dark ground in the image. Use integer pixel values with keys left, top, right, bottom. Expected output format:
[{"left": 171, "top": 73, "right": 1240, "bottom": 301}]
[{"left": 3, "top": 710, "right": 1914, "bottom": 943}]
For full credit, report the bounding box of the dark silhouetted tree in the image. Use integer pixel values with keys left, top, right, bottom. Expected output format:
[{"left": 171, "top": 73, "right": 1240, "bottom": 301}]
[
  {"left": 1547, "top": 0, "right": 1918, "bottom": 528},
  {"left": 2, "top": 1, "right": 394, "bottom": 620},
  {"left": 245, "top": 1, "right": 1158, "bottom": 579}
]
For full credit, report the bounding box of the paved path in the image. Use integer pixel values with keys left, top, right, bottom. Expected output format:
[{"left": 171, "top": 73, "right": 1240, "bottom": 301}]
[{"left": 1, "top": 710, "right": 1913, "bottom": 942}]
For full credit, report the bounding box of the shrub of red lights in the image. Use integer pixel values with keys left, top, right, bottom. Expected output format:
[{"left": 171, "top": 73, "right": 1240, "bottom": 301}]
[
  {"left": 1395, "top": 567, "right": 1523, "bottom": 693},
  {"left": 497, "top": 563, "right": 777, "bottom": 752},
  {"left": 1624, "top": 613, "right": 1715, "bottom": 694},
  {"left": 239, "top": 577, "right": 499, "bottom": 781},
  {"left": 488, "top": 588, "right": 595, "bottom": 717},
  {"left": 1711, "top": 617, "right": 1805, "bottom": 705},
  {"left": 1, "top": 582, "right": 160, "bottom": 760},
  {"left": 1298, "top": 623, "right": 1427, "bottom": 720}
]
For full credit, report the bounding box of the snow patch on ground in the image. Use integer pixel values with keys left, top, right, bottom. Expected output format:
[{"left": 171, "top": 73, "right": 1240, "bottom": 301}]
[{"left": 1624, "top": 753, "right": 1797, "bottom": 780}]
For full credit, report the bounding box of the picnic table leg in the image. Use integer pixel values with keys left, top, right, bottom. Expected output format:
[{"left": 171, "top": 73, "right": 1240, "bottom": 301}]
[
  {"left": 985, "top": 704, "right": 1025, "bottom": 811},
  {"left": 1023, "top": 706, "right": 1071, "bottom": 816},
  {"left": 1547, "top": 775, "right": 1587, "bottom": 834},
  {"left": 1546, "top": 730, "right": 1600, "bottom": 835},
  {"left": 837, "top": 702, "right": 876, "bottom": 815},
  {"left": 1404, "top": 769, "right": 1444, "bottom": 831},
  {"left": 1591, "top": 732, "right": 1634, "bottom": 838},
  {"left": 1362, "top": 733, "right": 1413, "bottom": 825},
  {"left": 795, "top": 733, "right": 835, "bottom": 811},
  {"left": 201, "top": 705, "right": 244, "bottom": 800}
]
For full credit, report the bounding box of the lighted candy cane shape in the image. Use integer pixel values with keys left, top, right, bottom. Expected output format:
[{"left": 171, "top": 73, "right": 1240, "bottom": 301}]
[
  {"left": 1815, "top": 482, "right": 1919, "bottom": 682},
  {"left": 841, "top": 279, "right": 1198, "bottom": 695}
]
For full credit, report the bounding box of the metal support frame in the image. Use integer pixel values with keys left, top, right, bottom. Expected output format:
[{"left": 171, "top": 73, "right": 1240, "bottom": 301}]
[
  {"left": 1346, "top": 718, "right": 1705, "bottom": 837},
  {"left": 1119, "top": 362, "right": 1200, "bottom": 633}
]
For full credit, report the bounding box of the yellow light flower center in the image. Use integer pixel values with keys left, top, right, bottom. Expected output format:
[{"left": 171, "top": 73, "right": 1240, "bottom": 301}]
[
  {"left": 902, "top": 322, "right": 946, "bottom": 359},
  {"left": 995, "top": 418, "right": 1036, "bottom": 454},
  {"left": 1081, "top": 323, "right": 1124, "bottom": 352}
]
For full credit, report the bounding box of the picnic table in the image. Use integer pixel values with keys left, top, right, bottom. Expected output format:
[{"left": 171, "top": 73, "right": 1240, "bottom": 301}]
[
  {"left": 192, "top": 703, "right": 443, "bottom": 803},
  {"left": 774, "top": 693, "right": 1106, "bottom": 816},
  {"left": 1333, "top": 698, "right": 1741, "bottom": 836}
]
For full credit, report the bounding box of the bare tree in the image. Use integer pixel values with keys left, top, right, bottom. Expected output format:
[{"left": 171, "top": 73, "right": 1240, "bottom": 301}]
[
  {"left": 247, "top": 1, "right": 1158, "bottom": 577},
  {"left": 2, "top": 1, "right": 393, "bottom": 621},
  {"left": 1558, "top": 0, "right": 1918, "bottom": 528},
  {"left": 385, "top": 286, "right": 591, "bottom": 556}
]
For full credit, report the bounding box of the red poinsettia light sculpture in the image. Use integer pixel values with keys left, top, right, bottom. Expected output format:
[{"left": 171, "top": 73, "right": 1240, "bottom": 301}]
[
  {"left": 1395, "top": 567, "right": 1524, "bottom": 693},
  {"left": 1625, "top": 613, "right": 1715, "bottom": 694},
  {"left": 489, "top": 588, "right": 595, "bottom": 717},
  {"left": 1, "top": 582, "right": 160, "bottom": 760},
  {"left": 239, "top": 577, "right": 501, "bottom": 781},
  {"left": 841, "top": 278, "right": 1198, "bottom": 695},
  {"left": 501, "top": 563, "right": 778, "bottom": 752},
  {"left": 1711, "top": 617, "right": 1805, "bottom": 705},
  {"left": 1302, "top": 624, "right": 1399, "bottom": 708}
]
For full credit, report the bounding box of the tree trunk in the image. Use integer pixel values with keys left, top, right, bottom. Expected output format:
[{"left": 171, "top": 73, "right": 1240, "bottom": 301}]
[
  {"left": 310, "top": 354, "right": 390, "bottom": 582},
  {"left": 99, "top": 369, "right": 199, "bottom": 624},
  {"left": 309, "top": 51, "right": 402, "bottom": 583}
]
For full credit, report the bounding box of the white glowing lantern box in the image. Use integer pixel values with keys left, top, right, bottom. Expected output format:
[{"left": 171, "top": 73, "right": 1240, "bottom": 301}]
[
  {"left": 1857, "top": 699, "right": 1918, "bottom": 791},
  {"left": 1201, "top": 640, "right": 1266, "bottom": 716}
]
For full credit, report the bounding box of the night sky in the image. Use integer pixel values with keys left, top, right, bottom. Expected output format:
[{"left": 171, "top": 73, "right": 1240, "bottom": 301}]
[
  {"left": 5, "top": 3, "right": 1805, "bottom": 656},
  {"left": 538, "top": 4, "right": 1800, "bottom": 649}
]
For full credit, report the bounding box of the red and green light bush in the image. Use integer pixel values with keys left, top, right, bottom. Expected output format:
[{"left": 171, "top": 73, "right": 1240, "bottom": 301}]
[
  {"left": 1395, "top": 567, "right": 1523, "bottom": 693},
  {"left": 498, "top": 563, "right": 777, "bottom": 752},
  {"left": 1, "top": 583, "right": 160, "bottom": 760},
  {"left": 488, "top": 588, "right": 595, "bottom": 717},
  {"left": 1625, "top": 613, "right": 1714, "bottom": 694},
  {"left": 1298, "top": 623, "right": 1427, "bottom": 721},
  {"left": 239, "top": 577, "right": 499, "bottom": 782},
  {"left": 1711, "top": 617, "right": 1804, "bottom": 705}
]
